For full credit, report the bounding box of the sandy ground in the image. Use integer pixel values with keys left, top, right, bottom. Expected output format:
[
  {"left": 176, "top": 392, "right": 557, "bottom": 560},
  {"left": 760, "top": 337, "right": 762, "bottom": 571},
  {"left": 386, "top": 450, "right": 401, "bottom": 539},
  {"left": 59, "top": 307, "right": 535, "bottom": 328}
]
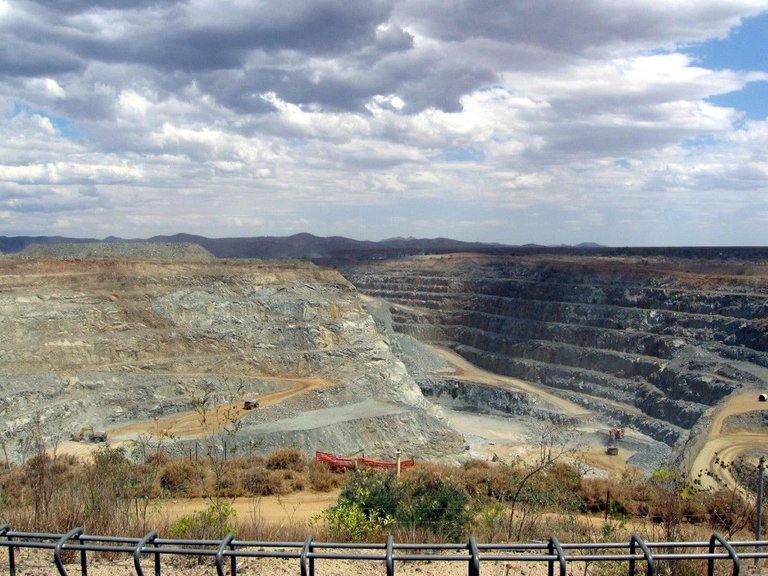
[
  {"left": 157, "top": 490, "right": 340, "bottom": 527},
  {"left": 3, "top": 548, "right": 557, "bottom": 576},
  {"left": 688, "top": 392, "right": 768, "bottom": 490}
]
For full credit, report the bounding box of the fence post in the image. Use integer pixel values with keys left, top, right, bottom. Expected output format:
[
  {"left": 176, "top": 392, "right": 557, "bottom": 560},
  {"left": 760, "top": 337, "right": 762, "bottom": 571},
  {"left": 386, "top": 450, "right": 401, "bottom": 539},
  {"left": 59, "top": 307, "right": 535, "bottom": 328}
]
[{"left": 756, "top": 457, "right": 765, "bottom": 541}]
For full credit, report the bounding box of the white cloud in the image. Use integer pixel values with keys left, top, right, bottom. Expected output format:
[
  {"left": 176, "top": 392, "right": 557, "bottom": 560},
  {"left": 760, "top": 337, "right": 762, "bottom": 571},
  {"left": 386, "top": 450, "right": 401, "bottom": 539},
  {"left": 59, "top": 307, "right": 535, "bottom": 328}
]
[{"left": 0, "top": 0, "right": 766, "bottom": 244}]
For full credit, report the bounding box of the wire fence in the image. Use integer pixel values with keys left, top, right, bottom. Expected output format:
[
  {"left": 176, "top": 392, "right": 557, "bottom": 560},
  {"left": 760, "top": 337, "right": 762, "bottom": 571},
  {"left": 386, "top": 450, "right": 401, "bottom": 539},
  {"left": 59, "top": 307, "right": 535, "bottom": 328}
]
[{"left": 2, "top": 526, "right": 768, "bottom": 576}]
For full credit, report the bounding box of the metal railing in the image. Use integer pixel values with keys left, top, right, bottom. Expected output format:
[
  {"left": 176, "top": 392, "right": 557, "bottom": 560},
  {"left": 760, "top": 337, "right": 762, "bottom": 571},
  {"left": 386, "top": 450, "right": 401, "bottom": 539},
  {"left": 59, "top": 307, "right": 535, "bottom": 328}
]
[{"left": 1, "top": 525, "right": 767, "bottom": 575}]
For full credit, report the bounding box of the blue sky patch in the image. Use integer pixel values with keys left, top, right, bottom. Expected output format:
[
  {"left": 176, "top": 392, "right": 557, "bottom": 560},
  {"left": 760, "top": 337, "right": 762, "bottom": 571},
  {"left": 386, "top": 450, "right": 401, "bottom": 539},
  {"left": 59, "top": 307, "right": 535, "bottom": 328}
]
[
  {"left": 686, "top": 11, "right": 768, "bottom": 120},
  {"left": 441, "top": 147, "right": 485, "bottom": 162},
  {"left": 11, "top": 101, "right": 80, "bottom": 139}
]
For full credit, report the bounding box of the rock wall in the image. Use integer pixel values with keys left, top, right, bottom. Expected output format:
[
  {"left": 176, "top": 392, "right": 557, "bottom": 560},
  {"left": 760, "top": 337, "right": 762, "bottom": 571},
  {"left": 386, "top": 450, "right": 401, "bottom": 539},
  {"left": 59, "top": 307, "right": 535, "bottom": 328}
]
[
  {"left": 0, "top": 257, "right": 464, "bottom": 461},
  {"left": 342, "top": 254, "right": 768, "bottom": 450}
]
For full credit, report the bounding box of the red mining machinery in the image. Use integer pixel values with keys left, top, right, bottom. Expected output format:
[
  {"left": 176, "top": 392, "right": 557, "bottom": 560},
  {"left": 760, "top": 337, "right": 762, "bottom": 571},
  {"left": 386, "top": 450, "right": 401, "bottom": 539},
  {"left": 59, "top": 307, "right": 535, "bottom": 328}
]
[{"left": 606, "top": 426, "right": 625, "bottom": 455}]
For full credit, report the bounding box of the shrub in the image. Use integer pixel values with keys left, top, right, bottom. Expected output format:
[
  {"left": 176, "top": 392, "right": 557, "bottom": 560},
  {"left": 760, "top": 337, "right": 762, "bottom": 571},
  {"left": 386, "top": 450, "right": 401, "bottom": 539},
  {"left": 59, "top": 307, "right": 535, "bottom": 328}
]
[
  {"left": 311, "top": 500, "right": 394, "bottom": 541},
  {"left": 333, "top": 466, "right": 471, "bottom": 541},
  {"left": 266, "top": 448, "right": 306, "bottom": 471},
  {"left": 309, "top": 462, "right": 342, "bottom": 492},
  {"left": 242, "top": 467, "right": 289, "bottom": 496},
  {"left": 160, "top": 461, "right": 197, "bottom": 494},
  {"left": 169, "top": 502, "right": 236, "bottom": 540},
  {"left": 339, "top": 468, "right": 402, "bottom": 520},
  {"left": 399, "top": 469, "right": 471, "bottom": 541}
]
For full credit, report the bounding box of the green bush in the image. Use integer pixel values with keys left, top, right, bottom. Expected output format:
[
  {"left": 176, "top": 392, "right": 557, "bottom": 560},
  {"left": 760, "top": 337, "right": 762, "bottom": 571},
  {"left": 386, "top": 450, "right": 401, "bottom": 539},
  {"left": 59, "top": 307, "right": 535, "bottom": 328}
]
[
  {"left": 311, "top": 500, "right": 394, "bottom": 541},
  {"left": 339, "top": 468, "right": 403, "bottom": 520},
  {"left": 168, "top": 502, "right": 236, "bottom": 540},
  {"left": 330, "top": 467, "right": 471, "bottom": 541},
  {"left": 399, "top": 469, "right": 470, "bottom": 541}
]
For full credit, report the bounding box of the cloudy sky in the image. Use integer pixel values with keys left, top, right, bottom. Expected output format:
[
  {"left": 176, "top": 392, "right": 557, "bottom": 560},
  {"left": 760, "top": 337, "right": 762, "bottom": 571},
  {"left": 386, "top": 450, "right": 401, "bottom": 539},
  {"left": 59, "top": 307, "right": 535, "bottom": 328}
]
[{"left": 1, "top": 0, "right": 767, "bottom": 246}]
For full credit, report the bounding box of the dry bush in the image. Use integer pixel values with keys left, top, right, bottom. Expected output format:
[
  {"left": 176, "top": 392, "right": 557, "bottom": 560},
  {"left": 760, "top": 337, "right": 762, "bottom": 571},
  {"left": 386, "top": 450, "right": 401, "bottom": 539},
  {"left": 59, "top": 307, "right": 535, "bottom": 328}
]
[
  {"left": 265, "top": 448, "right": 307, "bottom": 471},
  {"left": 234, "top": 455, "right": 265, "bottom": 469},
  {"left": 462, "top": 459, "right": 491, "bottom": 470},
  {"left": 160, "top": 460, "right": 198, "bottom": 495},
  {"left": 242, "top": 467, "right": 290, "bottom": 496},
  {"left": 214, "top": 461, "right": 244, "bottom": 498},
  {"left": 281, "top": 469, "right": 306, "bottom": 492},
  {"left": 144, "top": 451, "right": 170, "bottom": 466},
  {"left": 544, "top": 462, "right": 581, "bottom": 492},
  {"left": 308, "top": 461, "right": 342, "bottom": 492}
]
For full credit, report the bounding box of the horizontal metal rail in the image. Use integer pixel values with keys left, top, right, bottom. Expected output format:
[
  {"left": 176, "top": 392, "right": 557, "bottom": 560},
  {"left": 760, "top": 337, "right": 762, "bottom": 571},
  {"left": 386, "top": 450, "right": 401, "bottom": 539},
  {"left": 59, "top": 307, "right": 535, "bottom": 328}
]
[{"left": 1, "top": 526, "right": 767, "bottom": 575}]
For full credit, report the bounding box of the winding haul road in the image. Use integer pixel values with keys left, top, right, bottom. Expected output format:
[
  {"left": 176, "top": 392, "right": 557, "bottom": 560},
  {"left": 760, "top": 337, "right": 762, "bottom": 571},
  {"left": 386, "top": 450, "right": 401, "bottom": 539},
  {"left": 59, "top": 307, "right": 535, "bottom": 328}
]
[
  {"left": 56, "top": 376, "right": 332, "bottom": 457},
  {"left": 688, "top": 392, "right": 767, "bottom": 491},
  {"left": 426, "top": 344, "right": 592, "bottom": 419},
  {"left": 110, "top": 376, "right": 333, "bottom": 441}
]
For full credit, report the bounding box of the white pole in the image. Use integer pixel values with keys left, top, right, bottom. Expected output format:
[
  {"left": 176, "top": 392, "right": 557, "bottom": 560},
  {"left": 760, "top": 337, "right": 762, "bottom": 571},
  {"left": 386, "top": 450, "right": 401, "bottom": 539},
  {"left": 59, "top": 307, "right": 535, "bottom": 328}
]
[{"left": 396, "top": 448, "right": 402, "bottom": 478}]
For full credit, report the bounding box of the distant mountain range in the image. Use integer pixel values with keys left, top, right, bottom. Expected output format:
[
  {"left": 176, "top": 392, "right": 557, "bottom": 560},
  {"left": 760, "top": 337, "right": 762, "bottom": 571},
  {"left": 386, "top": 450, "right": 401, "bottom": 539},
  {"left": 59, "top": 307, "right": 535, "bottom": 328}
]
[
  {"left": 1, "top": 233, "right": 765, "bottom": 261},
  {"left": 0, "top": 232, "right": 598, "bottom": 260}
]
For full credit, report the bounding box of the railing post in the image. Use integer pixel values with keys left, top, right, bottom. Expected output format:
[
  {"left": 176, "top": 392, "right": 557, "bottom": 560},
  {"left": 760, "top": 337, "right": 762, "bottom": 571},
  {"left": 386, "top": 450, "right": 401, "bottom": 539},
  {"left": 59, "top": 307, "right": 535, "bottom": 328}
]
[
  {"left": 708, "top": 533, "right": 740, "bottom": 576},
  {"left": 133, "top": 530, "right": 158, "bottom": 576},
  {"left": 215, "top": 533, "right": 236, "bottom": 576},
  {"left": 300, "top": 534, "right": 314, "bottom": 576},
  {"left": 629, "top": 534, "right": 654, "bottom": 576},
  {"left": 548, "top": 535, "right": 566, "bottom": 576},
  {"left": 54, "top": 527, "right": 84, "bottom": 576},
  {"left": 385, "top": 534, "right": 395, "bottom": 576},
  {"left": 0, "top": 525, "right": 14, "bottom": 576},
  {"left": 468, "top": 536, "right": 480, "bottom": 576}
]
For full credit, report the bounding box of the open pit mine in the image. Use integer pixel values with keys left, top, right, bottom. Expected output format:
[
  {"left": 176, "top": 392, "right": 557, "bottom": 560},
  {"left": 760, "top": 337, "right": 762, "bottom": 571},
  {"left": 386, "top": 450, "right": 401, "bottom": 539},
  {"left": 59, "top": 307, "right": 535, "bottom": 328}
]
[
  {"left": 339, "top": 252, "right": 768, "bottom": 478},
  {"left": 0, "top": 245, "right": 464, "bottom": 464},
  {"left": 1, "top": 243, "right": 767, "bottom": 481}
]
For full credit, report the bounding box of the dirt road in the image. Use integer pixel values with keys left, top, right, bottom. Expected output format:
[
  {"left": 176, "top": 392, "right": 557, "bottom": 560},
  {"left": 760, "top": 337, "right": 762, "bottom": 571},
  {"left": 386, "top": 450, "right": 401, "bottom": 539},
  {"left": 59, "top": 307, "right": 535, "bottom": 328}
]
[
  {"left": 425, "top": 345, "right": 639, "bottom": 474},
  {"left": 425, "top": 345, "right": 592, "bottom": 418},
  {"left": 688, "top": 392, "right": 767, "bottom": 490},
  {"left": 56, "top": 376, "right": 332, "bottom": 458},
  {"left": 109, "top": 376, "right": 332, "bottom": 441}
]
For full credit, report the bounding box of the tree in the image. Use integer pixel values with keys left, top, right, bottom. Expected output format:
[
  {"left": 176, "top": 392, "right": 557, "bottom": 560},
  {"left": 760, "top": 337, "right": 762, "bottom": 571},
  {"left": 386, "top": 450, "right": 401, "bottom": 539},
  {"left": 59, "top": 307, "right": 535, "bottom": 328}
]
[
  {"left": 191, "top": 379, "right": 246, "bottom": 536},
  {"left": 503, "top": 421, "right": 582, "bottom": 540}
]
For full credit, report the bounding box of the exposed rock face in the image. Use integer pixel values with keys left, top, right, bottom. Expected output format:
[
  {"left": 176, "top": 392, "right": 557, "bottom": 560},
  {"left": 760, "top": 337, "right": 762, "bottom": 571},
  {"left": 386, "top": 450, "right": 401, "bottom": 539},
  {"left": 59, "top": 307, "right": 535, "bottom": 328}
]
[
  {"left": 0, "top": 257, "right": 463, "bottom": 461},
  {"left": 341, "top": 254, "right": 768, "bottom": 452}
]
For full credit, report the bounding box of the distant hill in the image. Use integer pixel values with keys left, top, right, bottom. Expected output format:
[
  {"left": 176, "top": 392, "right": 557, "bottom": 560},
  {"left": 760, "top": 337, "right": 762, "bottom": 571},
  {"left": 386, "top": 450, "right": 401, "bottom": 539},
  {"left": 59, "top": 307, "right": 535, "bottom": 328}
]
[
  {"left": 1, "top": 234, "right": 766, "bottom": 261},
  {"left": 0, "top": 232, "right": 514, "bottom": 260}
]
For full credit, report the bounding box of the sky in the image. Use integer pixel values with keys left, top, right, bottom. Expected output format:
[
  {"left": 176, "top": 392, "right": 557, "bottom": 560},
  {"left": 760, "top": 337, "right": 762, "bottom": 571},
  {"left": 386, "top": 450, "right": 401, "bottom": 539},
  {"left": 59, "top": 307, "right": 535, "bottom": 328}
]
[{"left": 1, "top": 1, "right": 768, "bottom": 246}]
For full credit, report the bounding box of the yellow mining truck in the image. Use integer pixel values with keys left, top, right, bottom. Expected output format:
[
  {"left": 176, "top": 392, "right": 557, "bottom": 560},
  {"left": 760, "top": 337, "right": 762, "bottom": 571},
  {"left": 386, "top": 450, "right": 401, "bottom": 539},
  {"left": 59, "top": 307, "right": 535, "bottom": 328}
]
[{"left": 71, "top": 426, "right": 108, "bottom": 443}]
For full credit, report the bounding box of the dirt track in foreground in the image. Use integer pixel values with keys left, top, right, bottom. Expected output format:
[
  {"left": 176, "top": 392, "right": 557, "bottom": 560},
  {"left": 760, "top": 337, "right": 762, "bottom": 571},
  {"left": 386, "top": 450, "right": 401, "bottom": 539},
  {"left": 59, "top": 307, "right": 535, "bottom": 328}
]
[{"left": 156, "top": 490, "right": 340, "bottom": 527}]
